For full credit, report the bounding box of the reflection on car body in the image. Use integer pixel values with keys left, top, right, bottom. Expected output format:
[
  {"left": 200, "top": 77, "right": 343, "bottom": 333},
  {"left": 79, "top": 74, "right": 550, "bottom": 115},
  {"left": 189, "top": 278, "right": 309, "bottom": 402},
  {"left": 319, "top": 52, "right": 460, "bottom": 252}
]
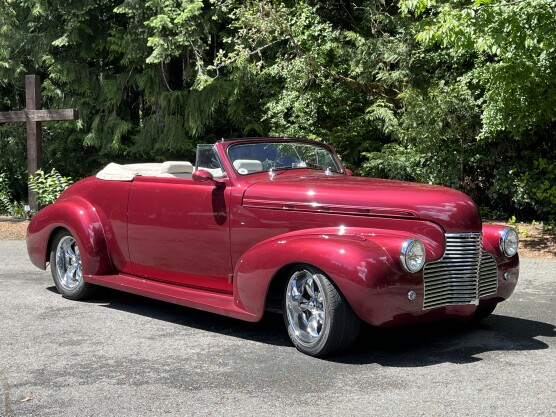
[{"left": 27, "top": 137, "right": 519, "bottom": 357}]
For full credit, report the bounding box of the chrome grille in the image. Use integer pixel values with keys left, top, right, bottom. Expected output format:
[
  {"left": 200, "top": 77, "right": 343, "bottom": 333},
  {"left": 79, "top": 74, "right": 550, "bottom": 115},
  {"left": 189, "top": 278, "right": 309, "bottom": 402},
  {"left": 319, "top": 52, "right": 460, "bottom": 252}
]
[
  {"left": 423, "top": 233, "right": 498, "bottom": 310},
  {"left": 478, "top": 252, "right": 498, "bottom": 297}
]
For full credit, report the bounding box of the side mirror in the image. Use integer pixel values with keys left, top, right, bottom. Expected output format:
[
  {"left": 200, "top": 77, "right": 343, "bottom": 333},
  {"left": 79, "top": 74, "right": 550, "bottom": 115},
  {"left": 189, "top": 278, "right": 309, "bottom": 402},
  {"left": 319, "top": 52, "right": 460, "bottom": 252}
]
[
  {"left": 192, "top": 169, "right": 225, "bottom": 188},
  {"left": 192, "top": 169, "right": 214, "bottom": 182},
  {"left": 344, "top": 168, "right": 353, "bottom": 176}
]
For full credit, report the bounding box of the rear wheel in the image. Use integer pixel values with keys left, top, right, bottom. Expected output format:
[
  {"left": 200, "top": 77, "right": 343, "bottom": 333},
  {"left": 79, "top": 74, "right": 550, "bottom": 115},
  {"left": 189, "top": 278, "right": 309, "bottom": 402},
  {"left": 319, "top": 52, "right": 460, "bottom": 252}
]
[
  {"left": 283, "top": 265, "right": 360, "bottom": 357},
  {"left": 49, "top": 230, "right": 95, "bottom": 300}
]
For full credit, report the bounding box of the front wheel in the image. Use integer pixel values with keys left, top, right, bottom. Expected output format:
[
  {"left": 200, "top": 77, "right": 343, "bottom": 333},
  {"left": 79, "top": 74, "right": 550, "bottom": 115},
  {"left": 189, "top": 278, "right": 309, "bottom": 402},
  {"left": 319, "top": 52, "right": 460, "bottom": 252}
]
[
  {"left": 49, "top": 229, "right": 95, "bottom": 300},
  {"left": 283, "top": 265, "right": 360, "bottom": 357}
]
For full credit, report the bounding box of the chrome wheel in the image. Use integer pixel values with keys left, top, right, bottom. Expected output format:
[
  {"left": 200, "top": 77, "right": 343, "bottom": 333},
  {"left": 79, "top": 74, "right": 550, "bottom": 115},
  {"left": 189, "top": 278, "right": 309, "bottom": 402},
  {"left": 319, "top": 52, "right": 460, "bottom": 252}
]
[
  {"left": 283, "top": 265, "right": 361, "bottom": 357},
  {"left": 285, "top": 269, "right": 327, "bottom": 346},
  {"left": 55, "top": 235, "right": 83, "bottom": 291}
]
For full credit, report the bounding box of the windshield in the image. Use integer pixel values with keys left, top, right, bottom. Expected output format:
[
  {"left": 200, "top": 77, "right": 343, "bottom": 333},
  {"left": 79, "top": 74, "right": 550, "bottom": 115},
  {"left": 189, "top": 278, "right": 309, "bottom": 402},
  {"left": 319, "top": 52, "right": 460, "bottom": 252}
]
[{"left": 228, "top": 142, "right": 342, "bottom": 175}]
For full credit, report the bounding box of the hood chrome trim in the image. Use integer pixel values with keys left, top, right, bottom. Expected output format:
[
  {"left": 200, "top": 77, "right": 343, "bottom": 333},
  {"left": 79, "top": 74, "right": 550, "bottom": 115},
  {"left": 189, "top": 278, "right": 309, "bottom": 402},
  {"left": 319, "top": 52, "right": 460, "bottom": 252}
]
[{"left": 243, "top": 198, "right": 418, "bottom": 218}]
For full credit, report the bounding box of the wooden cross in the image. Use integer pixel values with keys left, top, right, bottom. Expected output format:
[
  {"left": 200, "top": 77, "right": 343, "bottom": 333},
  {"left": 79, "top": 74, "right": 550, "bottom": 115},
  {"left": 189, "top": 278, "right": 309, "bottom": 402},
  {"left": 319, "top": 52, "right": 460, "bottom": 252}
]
[{"left": 0, "top": 75, "right": 79, "bottom": 212}]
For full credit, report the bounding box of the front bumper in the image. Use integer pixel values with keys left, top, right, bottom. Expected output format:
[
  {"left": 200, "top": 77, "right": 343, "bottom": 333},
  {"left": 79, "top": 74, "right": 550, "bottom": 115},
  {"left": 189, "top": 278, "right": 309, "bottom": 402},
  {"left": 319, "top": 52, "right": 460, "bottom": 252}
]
[{"left": 351, "top": 254, "right": 519, "bottom": 327}]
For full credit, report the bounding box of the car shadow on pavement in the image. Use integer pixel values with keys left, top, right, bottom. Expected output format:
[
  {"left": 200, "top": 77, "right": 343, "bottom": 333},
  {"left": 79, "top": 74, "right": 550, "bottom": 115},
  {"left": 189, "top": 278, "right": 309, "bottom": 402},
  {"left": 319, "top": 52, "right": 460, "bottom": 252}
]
[
  {"left": 336, "top": 316, "right": 555, "bottom": 365},
  {"left": 47, "top": 285, "right": 555, "bottom": 364},
  {"left": 50, "top": 286, "right": 293, "bottom": 347}
]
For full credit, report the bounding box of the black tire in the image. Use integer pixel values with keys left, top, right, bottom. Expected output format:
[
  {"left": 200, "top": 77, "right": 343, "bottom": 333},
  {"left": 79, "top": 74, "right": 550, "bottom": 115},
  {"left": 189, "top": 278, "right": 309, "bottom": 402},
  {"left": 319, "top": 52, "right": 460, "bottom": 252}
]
[
  {"left": 49, "top": 229, "right": 95, "bottom": 300},
  {"left": 283, "top": 264, "right": 361, "bottom": 357},
  {"left": 471, "top": 304, "right": 497, "bottom": 322}
]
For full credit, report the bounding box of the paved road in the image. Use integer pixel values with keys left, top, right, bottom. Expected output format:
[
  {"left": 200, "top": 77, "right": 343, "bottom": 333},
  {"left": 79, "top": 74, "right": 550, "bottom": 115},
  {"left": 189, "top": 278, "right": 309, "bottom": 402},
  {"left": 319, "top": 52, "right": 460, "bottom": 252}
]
[{"left": 0, "top": 241, "right": 555, "bottom": 417}]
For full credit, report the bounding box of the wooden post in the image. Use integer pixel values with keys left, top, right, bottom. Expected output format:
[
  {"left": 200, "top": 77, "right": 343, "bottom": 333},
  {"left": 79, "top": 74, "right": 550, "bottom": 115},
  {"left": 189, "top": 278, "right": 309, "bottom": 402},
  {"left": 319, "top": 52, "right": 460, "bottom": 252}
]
[
  {"left": 25, "top": 75, "right": 43, "bottom": 211},
  {"left": 0, "top": 75, "right": 79, "bottom": 212}
]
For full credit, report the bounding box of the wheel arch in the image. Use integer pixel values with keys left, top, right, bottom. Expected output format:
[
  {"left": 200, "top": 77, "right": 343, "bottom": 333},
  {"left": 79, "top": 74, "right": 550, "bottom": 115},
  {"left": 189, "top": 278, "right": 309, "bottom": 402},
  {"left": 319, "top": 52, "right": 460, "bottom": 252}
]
[
  {"left": 233, "top": 230, "right": 397, "bottom": 322},
  {"left": 27, "top": 198, "right": 114, "bottom": 275},
  {"left": 264, "top": 261, "right": 358, "bottom": 315},
  {"left": 264, "top": 262, "right": 304, "bottom": 313},
  {"left": 47, "top": 226, "right": 69, "bottom": 259}
]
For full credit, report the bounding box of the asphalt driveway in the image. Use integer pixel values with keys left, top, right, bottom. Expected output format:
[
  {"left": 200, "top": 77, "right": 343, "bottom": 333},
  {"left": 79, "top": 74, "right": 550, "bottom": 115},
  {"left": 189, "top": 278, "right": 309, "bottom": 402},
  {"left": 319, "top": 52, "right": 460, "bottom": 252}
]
[{"left": 1, "top": 240, "right": 555, "bottom": 416}]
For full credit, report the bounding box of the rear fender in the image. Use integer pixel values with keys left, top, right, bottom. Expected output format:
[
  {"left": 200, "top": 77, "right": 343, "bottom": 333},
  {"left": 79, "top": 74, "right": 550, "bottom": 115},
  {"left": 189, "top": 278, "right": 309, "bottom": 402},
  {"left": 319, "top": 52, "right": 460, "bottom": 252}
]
[
  {"left": 233, "top": 226, "right": 445, "bottom": 320},
  {"left": 26, "top": 197, "right": 113, "bottom": 275}
]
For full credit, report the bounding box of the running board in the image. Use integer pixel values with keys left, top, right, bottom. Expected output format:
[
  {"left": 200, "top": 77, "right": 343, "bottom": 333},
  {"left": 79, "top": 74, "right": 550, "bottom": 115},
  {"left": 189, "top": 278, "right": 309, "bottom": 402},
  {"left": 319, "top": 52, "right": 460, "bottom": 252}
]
[{"left": 85, "top": 274, "right": 258, "bottom": 322}]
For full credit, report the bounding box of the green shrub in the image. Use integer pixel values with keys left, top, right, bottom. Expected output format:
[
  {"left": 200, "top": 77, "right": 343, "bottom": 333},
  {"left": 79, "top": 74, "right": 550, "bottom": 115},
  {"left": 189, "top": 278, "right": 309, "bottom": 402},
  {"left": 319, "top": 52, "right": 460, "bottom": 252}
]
[
  {"left": 515, "top": 157, "right": 556, "bottom": 221},
  {"left": 0, "top": 172, "right": 27, "bottom": 218},
  {"left": 28, "top": 169, "right": 74, "bottom": 208},
  {"left": 0, "top": 173, "right": 10, "bottom": 214}
]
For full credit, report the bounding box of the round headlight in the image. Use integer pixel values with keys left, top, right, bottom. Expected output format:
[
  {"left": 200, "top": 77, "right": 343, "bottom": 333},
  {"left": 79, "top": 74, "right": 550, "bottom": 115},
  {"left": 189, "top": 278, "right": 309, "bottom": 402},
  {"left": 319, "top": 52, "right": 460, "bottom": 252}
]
[
  {"left": 400, "top": 239, "right": 426, "bottom": 273},
  {"left": 499, "top": 228, "right": 519, "bottom": 257}
]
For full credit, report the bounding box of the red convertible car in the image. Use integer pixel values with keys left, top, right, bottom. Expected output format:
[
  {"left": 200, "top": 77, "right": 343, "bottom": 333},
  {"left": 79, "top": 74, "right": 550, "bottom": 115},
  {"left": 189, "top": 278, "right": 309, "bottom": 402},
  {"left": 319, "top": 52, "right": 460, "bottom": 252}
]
[{"left": 27, "top": 138, "right": 519, "bottom": 356}]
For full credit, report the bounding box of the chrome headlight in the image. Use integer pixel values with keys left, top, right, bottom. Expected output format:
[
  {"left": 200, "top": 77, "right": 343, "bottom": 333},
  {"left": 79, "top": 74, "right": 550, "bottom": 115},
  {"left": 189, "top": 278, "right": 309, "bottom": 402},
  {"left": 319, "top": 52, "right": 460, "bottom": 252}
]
[
  {"left": 400, "top": 239, "right": 426, "bottom": 273},
  {"left": 499, "top": 228, "right": 519, "bottom": 257}
]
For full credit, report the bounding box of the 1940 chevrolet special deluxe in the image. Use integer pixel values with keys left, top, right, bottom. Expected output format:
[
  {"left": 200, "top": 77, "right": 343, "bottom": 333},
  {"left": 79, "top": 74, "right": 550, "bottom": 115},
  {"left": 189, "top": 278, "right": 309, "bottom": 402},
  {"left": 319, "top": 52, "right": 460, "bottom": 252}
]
[{"left": 27, "top": 138, "right": 519, "bottom": 356}]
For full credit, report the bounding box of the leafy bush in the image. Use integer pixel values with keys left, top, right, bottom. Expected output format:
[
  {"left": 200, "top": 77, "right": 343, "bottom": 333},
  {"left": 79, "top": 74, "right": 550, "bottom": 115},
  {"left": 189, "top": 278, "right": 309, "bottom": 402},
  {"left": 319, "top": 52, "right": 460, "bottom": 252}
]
[
  {"left": 0, "top": 173, "right": 10, "bottom": 212},
  {"left": 0, "top": 172, "right": 14, "bottom": 215},
  {"left": 0, "top": 172, "right": 27, "bottom": 218},
  {"left": 0, "top": 194, "right": 12, "bottom": 216},
  {"left": 28, "top": 169, "right": 74, "bottom": 208},
  {"left": 515, "top": 157, "right": 556, "bottom": 222},
  {"left": 361, "top": 144, "right": 425, "bottom": 182}
]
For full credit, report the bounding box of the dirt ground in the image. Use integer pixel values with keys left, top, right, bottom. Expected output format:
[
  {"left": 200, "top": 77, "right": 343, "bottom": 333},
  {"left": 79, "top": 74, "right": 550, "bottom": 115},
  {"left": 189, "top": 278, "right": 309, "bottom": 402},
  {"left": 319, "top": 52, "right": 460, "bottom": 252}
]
[
  {"left": 0, "top": 216, "right": 30, "bottom": 240},
  {"left": 1, "top": 215, "right": 554, "bottom": 259}
]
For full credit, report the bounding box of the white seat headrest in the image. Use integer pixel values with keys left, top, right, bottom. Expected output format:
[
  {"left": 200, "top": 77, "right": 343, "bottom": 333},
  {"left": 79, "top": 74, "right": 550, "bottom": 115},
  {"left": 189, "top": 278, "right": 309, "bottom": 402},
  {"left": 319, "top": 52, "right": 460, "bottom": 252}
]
[
  {"left": 233, "top": 159, "right": 263, "bottom": 174},
  {"left": 96, "top": 163, "right": 135, "bottom": 181},
  {"left": 161, "top": 161, "right": 194, "bottom": 174}
]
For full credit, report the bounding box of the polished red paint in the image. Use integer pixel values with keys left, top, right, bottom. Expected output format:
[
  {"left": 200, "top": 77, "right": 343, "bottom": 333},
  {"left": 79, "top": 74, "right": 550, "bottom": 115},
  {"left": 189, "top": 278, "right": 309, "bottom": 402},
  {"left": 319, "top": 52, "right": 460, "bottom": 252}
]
[
  {"left": 192, "top": 169, "right": 226, "bottom": 188},
  {"left": 27, "top": 138, "right": 519, "bottom": 327},
  {"left": 241, "top": 174, "right": 481, "bottom": 232},
  {"left": 127, "top": 176, "right": 232, "bottom": 292}
]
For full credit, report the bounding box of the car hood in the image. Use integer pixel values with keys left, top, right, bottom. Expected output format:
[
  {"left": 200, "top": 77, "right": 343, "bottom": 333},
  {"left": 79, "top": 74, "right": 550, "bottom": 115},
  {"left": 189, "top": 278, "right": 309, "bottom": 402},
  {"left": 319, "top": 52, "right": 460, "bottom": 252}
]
[{"left": 241, "top": 173, "right": 481, "bottom": 232}]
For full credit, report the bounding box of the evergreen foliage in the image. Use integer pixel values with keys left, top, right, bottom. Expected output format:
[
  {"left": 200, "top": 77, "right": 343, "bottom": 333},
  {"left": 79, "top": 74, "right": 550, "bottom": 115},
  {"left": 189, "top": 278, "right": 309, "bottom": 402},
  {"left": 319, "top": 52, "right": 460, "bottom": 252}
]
[{"left": 0, "top": 0, "right": 554, "bottom": 220}]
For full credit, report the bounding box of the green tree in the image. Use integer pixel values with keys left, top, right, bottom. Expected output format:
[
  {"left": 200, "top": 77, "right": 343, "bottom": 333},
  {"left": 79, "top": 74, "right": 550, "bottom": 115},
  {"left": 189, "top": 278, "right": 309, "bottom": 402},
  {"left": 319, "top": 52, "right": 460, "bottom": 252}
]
[
  {"left": 0, "top": 0, "right": 261, "bottom": 179},
  {"left": 1, "top": 0, "right": 555, "bottom": 220},
  {"left": 208, "top": 0, "right": 411, "bottom": 166},
  {"left": 400, "top": 0, "right": 556, "bottom": 138},
  {"left": 391, "top": 0, "right": 556, "bottom": 219}
]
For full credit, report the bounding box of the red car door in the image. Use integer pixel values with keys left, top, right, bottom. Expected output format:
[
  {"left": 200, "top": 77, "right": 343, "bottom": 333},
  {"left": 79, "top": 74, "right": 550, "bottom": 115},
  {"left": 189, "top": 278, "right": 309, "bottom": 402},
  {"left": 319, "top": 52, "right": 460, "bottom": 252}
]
[{"left": 127, "top": 176, "right": 233, "bottom": 293}]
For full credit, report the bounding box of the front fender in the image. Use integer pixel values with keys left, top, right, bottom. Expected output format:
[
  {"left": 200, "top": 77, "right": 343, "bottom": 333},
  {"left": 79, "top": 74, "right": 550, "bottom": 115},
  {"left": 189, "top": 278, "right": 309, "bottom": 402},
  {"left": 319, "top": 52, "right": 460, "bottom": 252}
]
[
  {"left": 233, "top": 226, "right": 445, "bottom": 322},
  {"left": 26, "top": 197, "right": 113, "bottom": 275},
  {"left": 481, "top": 224, "right": 520, "bottom": 301}
]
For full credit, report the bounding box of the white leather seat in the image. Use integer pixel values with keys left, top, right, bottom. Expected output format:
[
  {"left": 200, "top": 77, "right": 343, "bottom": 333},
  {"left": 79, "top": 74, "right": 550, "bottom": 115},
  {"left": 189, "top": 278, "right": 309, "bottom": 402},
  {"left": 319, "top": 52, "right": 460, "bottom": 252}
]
[
  {"left": 160, "top": 161, "right": 194, "bottom": 178},
  {"left": 124, "top": 163, "right": 163, "bottom": 176},
  {"left": 233, "top": 159, "right": 263, "bottom": 174},
  {"left": 97, "top": 161, "right": 194, "bottom": 180}
]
